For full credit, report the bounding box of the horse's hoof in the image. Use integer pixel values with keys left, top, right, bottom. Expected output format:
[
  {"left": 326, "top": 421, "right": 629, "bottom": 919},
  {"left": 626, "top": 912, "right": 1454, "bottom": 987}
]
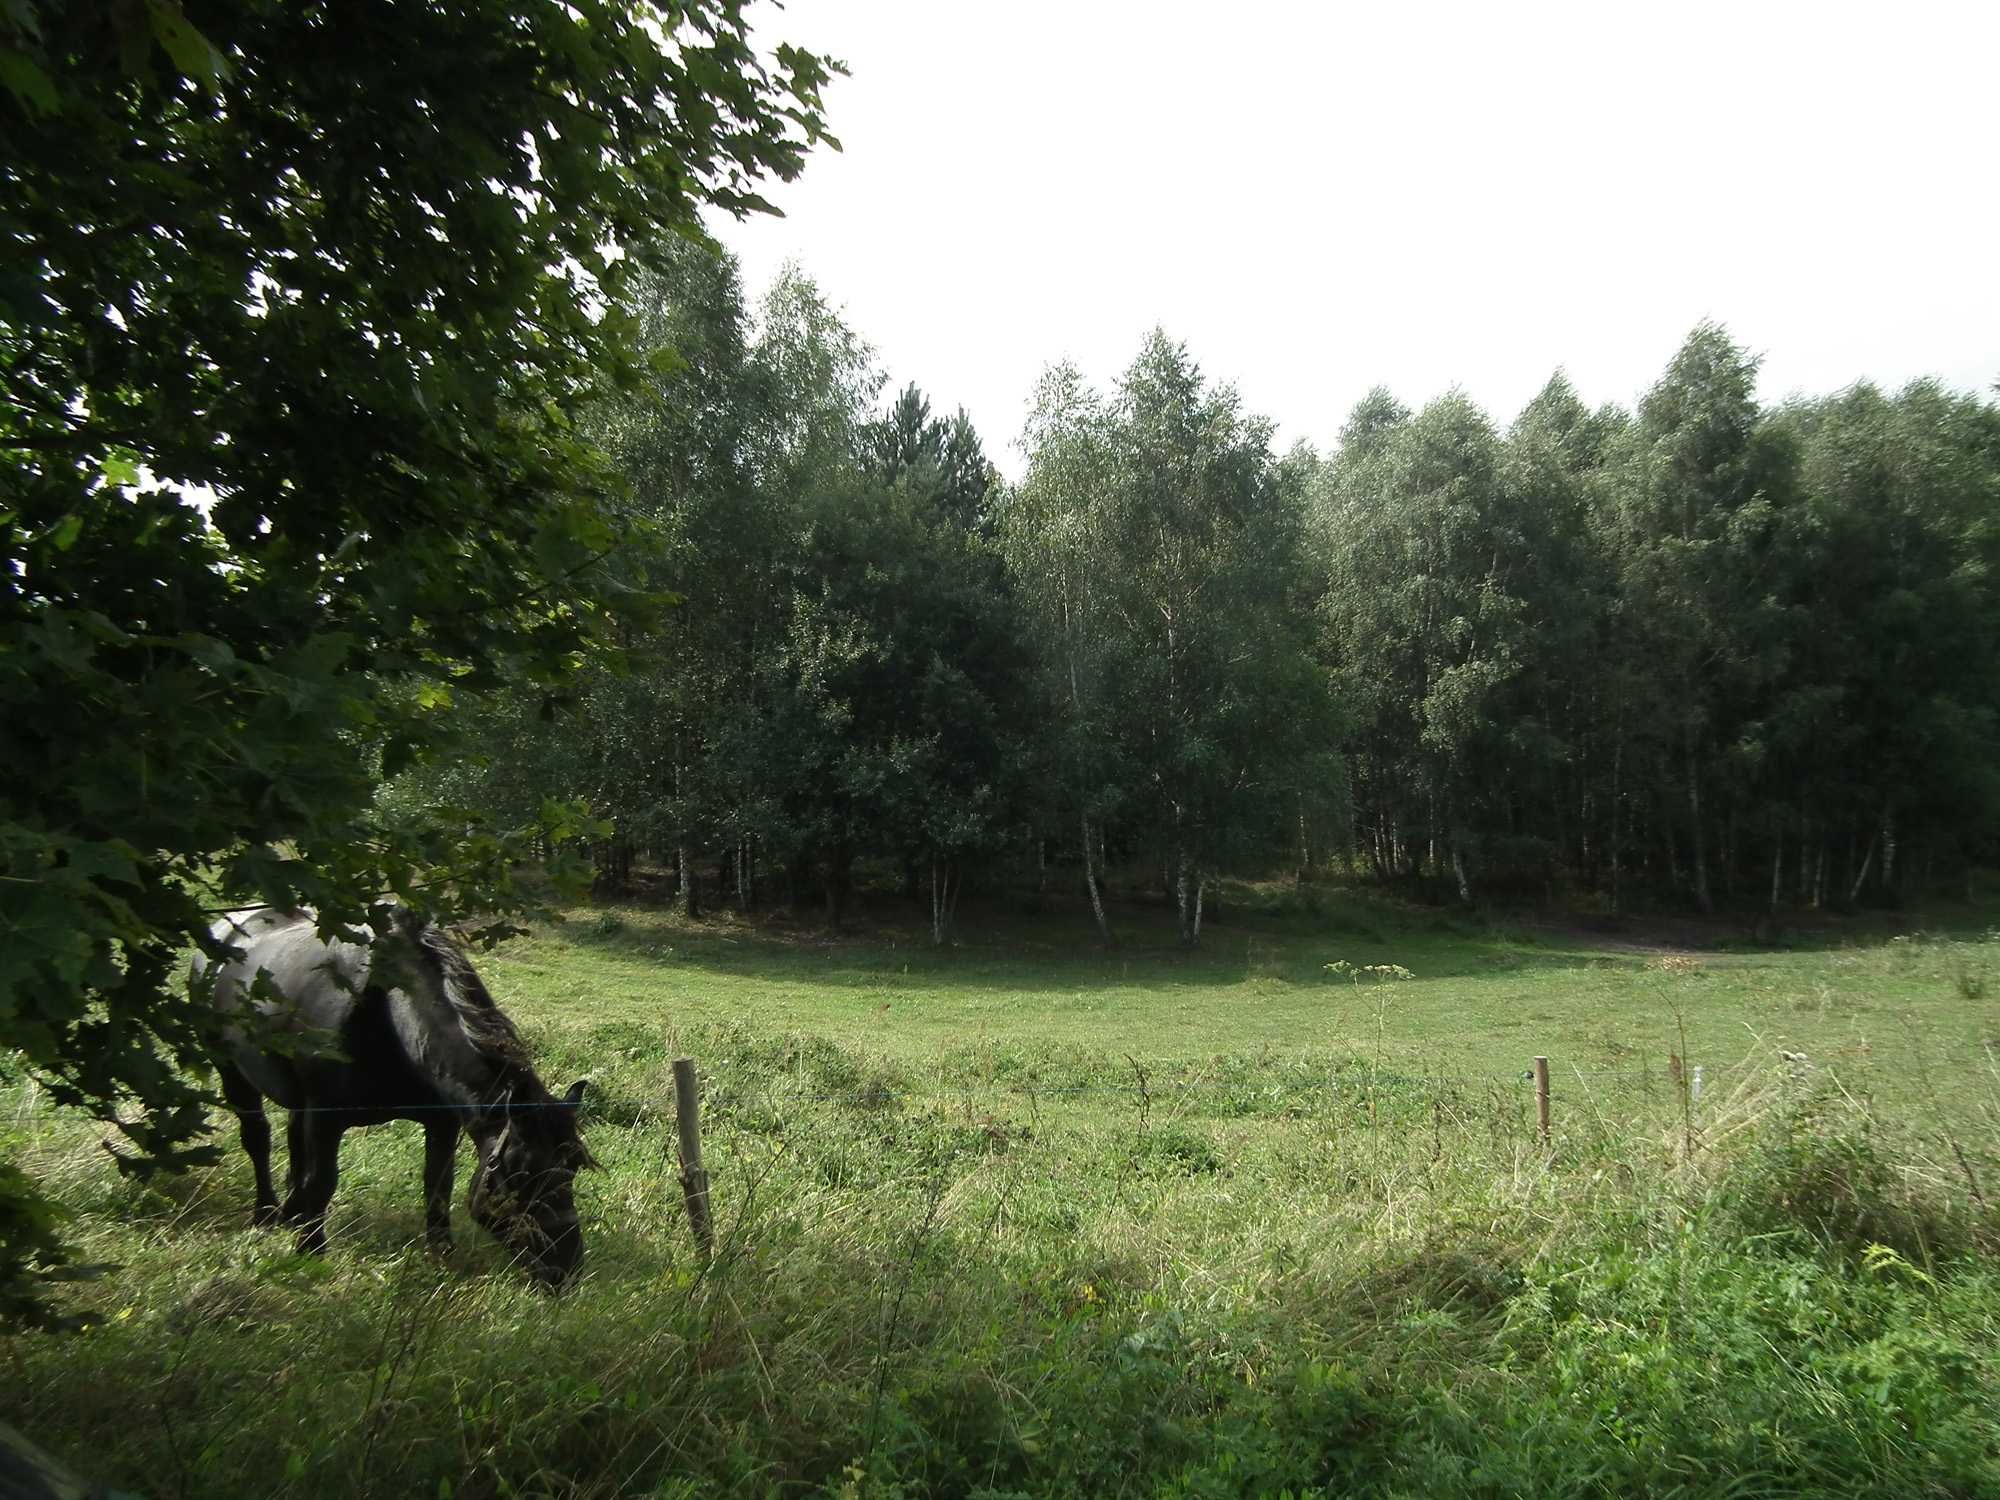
[{"left": 251, "top": 1204, "right": 282, "bottom": 1228}]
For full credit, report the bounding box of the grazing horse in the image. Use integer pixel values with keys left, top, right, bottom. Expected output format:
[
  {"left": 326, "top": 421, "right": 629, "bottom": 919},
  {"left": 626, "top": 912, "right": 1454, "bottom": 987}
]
[{"left": 193, "top": 906, "right": 594, "bottom": 1287}]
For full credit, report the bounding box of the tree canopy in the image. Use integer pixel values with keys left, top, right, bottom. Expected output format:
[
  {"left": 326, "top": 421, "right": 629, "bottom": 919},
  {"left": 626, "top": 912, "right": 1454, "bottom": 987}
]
[{"left": 0, "top": 0, "right": 836, "bottom": 1321}]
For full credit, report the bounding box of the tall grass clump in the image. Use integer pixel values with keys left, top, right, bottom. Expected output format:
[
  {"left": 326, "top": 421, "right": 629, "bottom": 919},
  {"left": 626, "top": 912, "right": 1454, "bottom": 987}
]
[{"left": 1714, "top": 1086, "right": 1985, "bottom": 1266}]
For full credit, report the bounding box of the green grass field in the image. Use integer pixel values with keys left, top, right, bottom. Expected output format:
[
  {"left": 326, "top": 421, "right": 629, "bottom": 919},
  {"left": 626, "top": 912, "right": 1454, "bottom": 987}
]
[
  {"left": 5, "top": 882, "right": 1999, "bottom": 1498},
  {"left": 494, "top": 884, "right": 2000, "bottom": 1129}
]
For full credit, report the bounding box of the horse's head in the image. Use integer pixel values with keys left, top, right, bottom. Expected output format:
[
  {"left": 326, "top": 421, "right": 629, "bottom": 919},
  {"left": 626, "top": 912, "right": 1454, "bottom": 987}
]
[{"left": 468, "top": 1079, "right": 596, "bottom": 1288}]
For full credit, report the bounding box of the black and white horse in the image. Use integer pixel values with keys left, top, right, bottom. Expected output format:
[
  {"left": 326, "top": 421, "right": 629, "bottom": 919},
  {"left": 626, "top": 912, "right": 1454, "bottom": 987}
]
[{"left": 194, "top": 906, "right": 594, "bottom": 1287}]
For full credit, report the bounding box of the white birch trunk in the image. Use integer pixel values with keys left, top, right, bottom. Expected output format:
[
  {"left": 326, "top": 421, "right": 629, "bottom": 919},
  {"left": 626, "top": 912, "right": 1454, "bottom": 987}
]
[
  {"left": 1848, "top": 831, "right": 1878, "bottom": 906},
  {"left": 1081, "top": 813, "right": 1110, "bottom": 941},
  {"left": 1687, "top": 734, "right": 1712, "bottom": 915}
]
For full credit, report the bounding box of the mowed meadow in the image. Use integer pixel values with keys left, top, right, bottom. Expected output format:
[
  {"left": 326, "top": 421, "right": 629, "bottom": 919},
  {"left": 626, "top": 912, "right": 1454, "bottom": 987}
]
[{"left": 6, "top": 882, "right": 2000, "bottom": 1499}]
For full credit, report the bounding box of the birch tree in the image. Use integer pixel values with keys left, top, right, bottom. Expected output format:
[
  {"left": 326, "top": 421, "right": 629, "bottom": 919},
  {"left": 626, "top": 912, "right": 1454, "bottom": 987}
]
[
  {"left": 1001, "top": 364, "right": 1124, "bottom": 939},
  {"left": 1104, "top": 333, "right": 1334, "bottom": 944}
]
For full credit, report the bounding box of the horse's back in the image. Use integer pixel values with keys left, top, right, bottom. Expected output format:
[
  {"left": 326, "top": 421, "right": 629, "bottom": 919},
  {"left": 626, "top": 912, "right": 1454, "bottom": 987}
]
[{"left": 200, "top": 907, "right": 371, "bottom": 1110}]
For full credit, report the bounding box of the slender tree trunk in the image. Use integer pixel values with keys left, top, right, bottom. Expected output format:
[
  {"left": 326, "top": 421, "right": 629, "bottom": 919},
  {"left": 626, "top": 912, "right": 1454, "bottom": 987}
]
[
  {"left": 1191, "top": 876, "right": 1206, "bottom": 945},
  {"left": 678, "top": 840, "right": 699, "bottom": 919},
  {"left": 1547, "top": 694, "right": 1566, "bottom": 880},
  {"left": 673, "top": 744, "right": 698, "bottom": 918},
  {"left": 1880, "top": 802, "right": 1896, "bottom": 893},
  {"left": 1081, "top": 813, "right": 1110, "bottom": 942},
  {"left": 592, "top": 836, "right": 627, "bottom": 897},
  {"left": 827, "top": 841, "right": 852, "bottom": 927},
  {"left": 1687, "top": 732, "right": 1713, "bottom": 915},
  {"left": 1609, "top": 736, "right": 1623, "bottom": 915},
  {"left": 1849, "top": 830, "right": 1879, "bottom": 906},
  {"left": 1450, "top": 842, "right": 1471, "bottom": 905},
  {"left": 1175, "top": 845, "right": 1193, "bottom": 946},
  {"left": 1769, "top": 829, "right": 1783, "bottom": 912},
  {"left": 1665, "top": 805, "right": 1681, "bottom": 894},
  {"left": 1579, "top": 784, "right": 1592, "bottom": 887}
]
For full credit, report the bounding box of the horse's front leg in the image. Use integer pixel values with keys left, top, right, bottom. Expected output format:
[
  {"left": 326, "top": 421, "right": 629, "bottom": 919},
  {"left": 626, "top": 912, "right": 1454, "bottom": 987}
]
[
  {"left": 423, "top": 1118, "right": 459, "bottom": 1254},
  {"left": 216, "top": 1062, "right": 280, "bottom": 1227},
  {"left": 281, "top": 1113, "right": 345, "bottom": 1257}
]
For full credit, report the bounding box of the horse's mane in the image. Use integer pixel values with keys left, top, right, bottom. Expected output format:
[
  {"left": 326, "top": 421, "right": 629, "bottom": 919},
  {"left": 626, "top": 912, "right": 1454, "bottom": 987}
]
[{"left": 412, "top": 923, "right": 534, "bottom": 1079}]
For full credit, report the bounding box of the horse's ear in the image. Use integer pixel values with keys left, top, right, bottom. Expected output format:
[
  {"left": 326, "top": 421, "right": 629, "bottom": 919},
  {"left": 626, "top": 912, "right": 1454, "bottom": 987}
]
[{"left": 564, "top": 1079, "right": 588, "bottom": 1110}]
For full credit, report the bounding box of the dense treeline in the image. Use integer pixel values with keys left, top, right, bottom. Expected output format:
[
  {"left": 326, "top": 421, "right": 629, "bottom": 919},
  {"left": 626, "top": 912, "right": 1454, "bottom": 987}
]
[
  {"left": 1309, "top": 339, "right": 2000, "bottom": 912},
  {"left": 403, "top": 239, "right": 2000, "bottom": 935}
]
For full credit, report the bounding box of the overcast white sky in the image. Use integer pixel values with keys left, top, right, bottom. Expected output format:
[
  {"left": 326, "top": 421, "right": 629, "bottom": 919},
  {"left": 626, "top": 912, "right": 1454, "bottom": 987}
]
[{"left": 712, "top": 0, "right": 1998, "bottom": 476}]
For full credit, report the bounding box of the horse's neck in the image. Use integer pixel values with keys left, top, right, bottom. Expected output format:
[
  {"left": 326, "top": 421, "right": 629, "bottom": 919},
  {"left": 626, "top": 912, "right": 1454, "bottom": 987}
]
[{"left": 382, "top": 988, "right": 523, "bottom": 1113}]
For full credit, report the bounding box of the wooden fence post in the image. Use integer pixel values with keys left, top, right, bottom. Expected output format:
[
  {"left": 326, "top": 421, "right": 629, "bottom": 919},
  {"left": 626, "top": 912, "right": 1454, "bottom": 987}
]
[
  {"left": 672, "top": 1057, "right": 713, "bottom": 1262},
  {"left": 1533, "top": 1056, "right": 1551, "bottom": 1146}
]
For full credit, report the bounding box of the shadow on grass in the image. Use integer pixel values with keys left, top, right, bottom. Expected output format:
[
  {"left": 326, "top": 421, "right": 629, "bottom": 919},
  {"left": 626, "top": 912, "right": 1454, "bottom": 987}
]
[{"left": 544, "top": 884, "right": 1657, "bottom": 998}]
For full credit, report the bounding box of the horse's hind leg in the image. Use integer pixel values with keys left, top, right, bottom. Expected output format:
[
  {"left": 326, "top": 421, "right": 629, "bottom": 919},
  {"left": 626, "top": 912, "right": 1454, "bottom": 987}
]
[
  {"left": 216, "top": 1061, "right": 280, "bottom": 1227},
  {"left": 285, "top": 1110, "right": 307, "bottom": 1201},
  {"left": 281, "top": 1113, "right": 345, "bottom": 1256},
  {"left": 422, "top": 1119, "right": 459, "bottom": 1253}
]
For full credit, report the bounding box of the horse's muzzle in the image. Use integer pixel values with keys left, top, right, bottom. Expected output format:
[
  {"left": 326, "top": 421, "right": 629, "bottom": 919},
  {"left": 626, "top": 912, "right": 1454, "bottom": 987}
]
[{"left": 533, "top": 1225, "right": 583, "bottom": 1291}]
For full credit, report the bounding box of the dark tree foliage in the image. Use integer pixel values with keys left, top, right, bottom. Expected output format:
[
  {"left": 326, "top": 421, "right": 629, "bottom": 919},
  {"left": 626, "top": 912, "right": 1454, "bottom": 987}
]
[
  {"left": 397, "top": 253, "right": 1029, "bottom": 939},
  {"left": 1318, "top": 327, "right": 2000, "bottom": 911},
  {"left": 545, "top": 303, "right": 2000, "bottom": 953},
  {"left": 0, "top": 0, "right": 836, "bottom": 1319},
  {"left": 866, "top": 382, "right": 996, "bottom": 532}
]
